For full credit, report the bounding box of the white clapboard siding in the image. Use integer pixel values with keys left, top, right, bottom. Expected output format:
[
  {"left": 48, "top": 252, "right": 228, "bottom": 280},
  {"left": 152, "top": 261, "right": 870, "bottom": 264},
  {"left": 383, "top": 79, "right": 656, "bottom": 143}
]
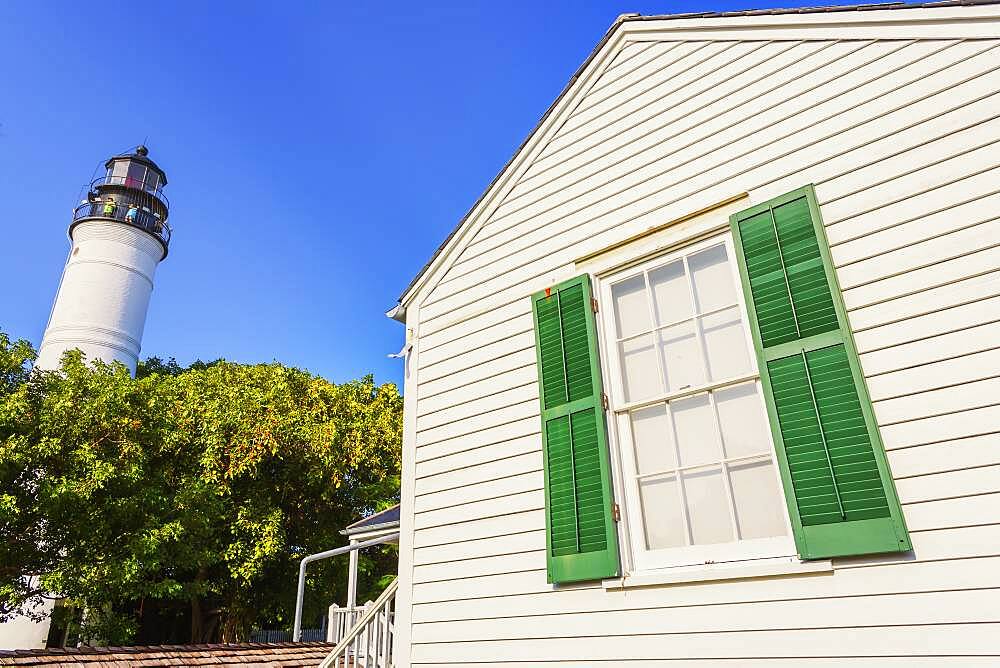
[
  {"left": 414, "top": 416, "right": 537, "bottom": 464},
  {"left": 842, "top": 242, "right": 1000, "bottom": 311},
  {"left": 418, "top": 365, "right": 537, "bottom": 417},
  {"left": 409, "top": 624, "right": 1000, "bottom": 662},
  {"left": 412, "top": 554, "right": 999, "bottom": 616},
  {"left": 895, "top": 465, "right": 1000, "bottom": 505},
  {"left": 518, "top": 41, "right": 833, "bottom": 185},
  {"left": 415, "top": 434, "right": 539, "bottom": 477},
  {"left": 880, "top": 404, "right": 1000, "bottom": 450},
  {"left": 853, "top": 294, "right": 1000, "bottom": 353},
  {"left": 413, "top": 550, "right": 543, "bottom": 586},
  {"left": 836, "top": 215, "right": 1000, "bottom": 290},
  {"left": 440, "top": 39, "right": 989, "bottom": 291},
  {"left": 412, "top": 508, "right": 545, "bottom": 550},
  {"left": 413, "top": 529, "right": 545, "bottom": 566},
  {"left": 414, "top": 458, "right": 541, "bottom": 505},
  {"left": 417, "top": 382, "right": 537, "bottom": 433},
  {"left": 419, "top": 309, "right": 534, "bottom": 368},
  {"left": 904, "top": 492, "right": 1000, "bottom": 532},
  {"left": 495, "top": 40, "right": 818, "bottom": 220},
  {"left": 414, "top": 489, "right": 541, "bottom": 532},
  {"left": 865, "top": 347, "right": 1000, "bottom": 402},
  {"left": 846, "top": 271, "right": 1000, "bottom": 331},
  {"left": 414, "top": 476, "right": 542, "bottom": 521},
  {"left": 859, "top": 319, "right": 1000, "bottom": 377},
  {"left": 433, "top": 40, "right": 948, "bottom": 299},
  {"left": 412, "top": 538, "right": 1000, "bottom": 621},
  {"left": 431, "top": 39, "right": 860, "bottom": 292},
  {"left": 403, "top": 12, "right": 1000, "bottom": 666},
  {"left": 418, "top": 330, "right": 534, "bottom": 383},
  {"left": 413, "top": 588, "right": 998, "bottom": 644},
  {"left": 415, "top": 400, "right": 537, "bottom": 448},
  {"left": 874, "top": 377, "right": 1000, "bottom": 426},
  {"left": 416, "top": 449, "right": 540, "bottom": 495},
  {"left": 418, "top": 349, "right": 534, "bottom": 403},
  {"left": 556, "top": 42, "right": 749, "bottom": 136},
  {"left": 568, "top": 42, "right": 720, "bottom": 122},
  {"left": 887, "top": 434, "right": 1000, "bottom": 476},
  {"left": 420, "top": 43, "right": 1000, "bottom": 327}
]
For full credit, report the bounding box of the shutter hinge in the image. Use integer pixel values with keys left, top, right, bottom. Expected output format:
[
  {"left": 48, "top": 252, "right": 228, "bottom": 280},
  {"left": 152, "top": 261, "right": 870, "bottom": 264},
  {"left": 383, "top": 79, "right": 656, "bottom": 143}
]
[
  {"left": 591, "top": 297, "right": 599, "bottom": 313},
  {"left": 612, "top": 503, "right": 621, "bottom": 523},
  {"left": 601, "top": 393, "right": 609, "bottom": 411}
]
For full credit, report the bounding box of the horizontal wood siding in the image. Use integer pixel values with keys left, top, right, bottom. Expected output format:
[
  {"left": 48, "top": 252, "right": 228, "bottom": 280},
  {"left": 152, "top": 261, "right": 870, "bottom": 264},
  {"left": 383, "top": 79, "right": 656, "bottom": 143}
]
[{"left": 406, "top": 28, "right": 1000, "bottom": 665}]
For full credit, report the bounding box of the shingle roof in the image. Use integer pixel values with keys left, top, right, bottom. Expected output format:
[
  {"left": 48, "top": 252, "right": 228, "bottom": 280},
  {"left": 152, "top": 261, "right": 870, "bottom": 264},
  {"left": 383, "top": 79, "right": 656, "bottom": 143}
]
[
  {"left": 394, "top": 0, "right": 1000, "bottom": 305},
  {"left": 627, "top": 0, "right": 998, "bottom": 21},
  {"left": 0, "top": 642, "right": 334, "bottom": 667},
  {"left": 342, "top": 504, "right": 400, "bottom": 535}
]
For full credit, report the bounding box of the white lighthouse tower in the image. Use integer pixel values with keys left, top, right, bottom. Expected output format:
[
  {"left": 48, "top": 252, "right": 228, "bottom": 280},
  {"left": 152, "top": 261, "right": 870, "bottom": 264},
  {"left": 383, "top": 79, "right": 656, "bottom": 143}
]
[{"left": 35, "top": 145, "right": 171, "bottom": 375}]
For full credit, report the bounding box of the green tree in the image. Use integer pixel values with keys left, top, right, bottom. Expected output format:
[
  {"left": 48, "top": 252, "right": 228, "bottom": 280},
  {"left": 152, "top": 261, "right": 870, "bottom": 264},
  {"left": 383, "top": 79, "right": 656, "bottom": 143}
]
[
  {"left": 0, "top": 332, "right": 401, "bottom": 644},
  {"left": 0, "top": 332, "right": 55, "bottom": 622}
]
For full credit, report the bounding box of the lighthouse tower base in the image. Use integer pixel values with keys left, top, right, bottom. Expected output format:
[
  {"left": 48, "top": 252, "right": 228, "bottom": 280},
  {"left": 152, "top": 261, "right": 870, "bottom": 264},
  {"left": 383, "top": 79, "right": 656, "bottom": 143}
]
[{"left": 36, "top": 220, "right": 164, "bottom": 375}]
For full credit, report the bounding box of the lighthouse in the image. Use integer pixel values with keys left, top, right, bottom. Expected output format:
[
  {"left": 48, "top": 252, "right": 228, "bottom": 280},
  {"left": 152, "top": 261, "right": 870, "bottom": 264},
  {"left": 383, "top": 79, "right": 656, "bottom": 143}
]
[{"left": 35, "top": 146, "right": 171, "bottom": 375}]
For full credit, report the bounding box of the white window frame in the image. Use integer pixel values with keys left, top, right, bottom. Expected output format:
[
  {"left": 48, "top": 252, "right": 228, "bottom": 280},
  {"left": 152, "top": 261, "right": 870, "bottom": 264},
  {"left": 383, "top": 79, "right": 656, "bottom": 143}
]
[{"left": 596, "top": 232, "right": 796, "bottom": 573}]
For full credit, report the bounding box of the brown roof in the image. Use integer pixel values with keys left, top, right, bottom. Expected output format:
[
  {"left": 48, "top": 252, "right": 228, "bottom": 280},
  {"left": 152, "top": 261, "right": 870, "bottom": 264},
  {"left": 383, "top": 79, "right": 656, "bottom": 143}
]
[
  {"left": 0, "top": 642, "right": 334, "bottom": 667},
  {"left": 394, "top": 0, "right": 1000, "bottom": 304}
]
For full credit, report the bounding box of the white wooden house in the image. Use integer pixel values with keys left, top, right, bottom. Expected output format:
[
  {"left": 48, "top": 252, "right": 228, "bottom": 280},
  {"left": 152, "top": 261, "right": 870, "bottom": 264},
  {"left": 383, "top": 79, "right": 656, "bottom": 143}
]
[{"left": 382, "top": 2, "right": 1000, "bottom": 665}]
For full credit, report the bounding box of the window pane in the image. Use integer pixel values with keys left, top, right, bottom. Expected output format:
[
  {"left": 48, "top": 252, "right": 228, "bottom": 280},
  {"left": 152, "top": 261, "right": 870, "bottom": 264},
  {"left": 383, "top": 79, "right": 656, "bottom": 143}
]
[
  {"left": 690, "top": 244, "right": 737, "bottom": 313},
  {"left": 671, "top": 394, "right": 722, "bottom": 468},
  {"left": 611, "top": 274, "right": 650, "bottom": 339},
  {"left": 639, "top": 475, "right": 686, "bottom": 549},
  {"left": 659, "top": 321, "right": 705, "bottom": 392},
  {"left": 682, "top": 467, "right": 733, "bottom": 545},
  {"left": 715, "top": 383, "right": 771, "bottom": 459},
  {"left": 630, "top": 404, "right": 675, "bottom": 474},
  {"left": 620, "top": 335, "right": 661, "bottom": 402},
  {"left": 729, "top": 460, "right": 788, "bottom": 539},
  {"left": 649, "top": 260, "right": 691, "bottom": 325},
  {"left": 700, "top": 306, "right": 751, "bottom": 381}
]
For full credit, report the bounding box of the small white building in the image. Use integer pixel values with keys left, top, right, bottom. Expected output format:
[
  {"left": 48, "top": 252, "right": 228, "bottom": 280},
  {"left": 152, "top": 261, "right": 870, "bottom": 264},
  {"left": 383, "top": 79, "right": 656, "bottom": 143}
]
[{"left": 375, "top": 1, "right": 1000, "bottom": 665}]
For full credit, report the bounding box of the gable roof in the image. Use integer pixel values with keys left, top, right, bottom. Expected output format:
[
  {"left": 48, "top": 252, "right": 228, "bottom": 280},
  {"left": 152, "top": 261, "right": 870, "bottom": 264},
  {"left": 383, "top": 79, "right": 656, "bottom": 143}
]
[
  {"left": 0, "top": 642, "right": 334, "bottom": 667},
  {"left": 393, "top": 0, "right": 1000, "bottom": 311}
]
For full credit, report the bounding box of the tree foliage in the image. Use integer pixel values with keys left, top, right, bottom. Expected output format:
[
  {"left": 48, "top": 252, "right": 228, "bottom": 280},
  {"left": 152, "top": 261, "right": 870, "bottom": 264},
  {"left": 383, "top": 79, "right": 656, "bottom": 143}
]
[{"left": 0, "top": 332, "right": 401, "bottom": 644}]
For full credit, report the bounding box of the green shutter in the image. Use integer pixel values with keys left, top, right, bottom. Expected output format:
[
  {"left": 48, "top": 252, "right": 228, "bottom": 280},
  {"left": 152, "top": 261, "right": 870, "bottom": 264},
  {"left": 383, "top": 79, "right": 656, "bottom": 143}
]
[
  {"left": 730, "top": 185, "right": 911, "bottom": 559},
  {"left": 531, "top": 274, "right": 620, "bottom": 583}
]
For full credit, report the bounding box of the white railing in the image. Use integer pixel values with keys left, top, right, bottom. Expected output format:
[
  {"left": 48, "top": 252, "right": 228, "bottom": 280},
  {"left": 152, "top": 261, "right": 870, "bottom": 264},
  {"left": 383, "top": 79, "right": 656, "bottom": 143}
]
[
  {"left": 319, "top": 578, "right": 398, "bottom": 668},
  {"left": 327, "top": 602, "right": 366, "bottom": 644}
]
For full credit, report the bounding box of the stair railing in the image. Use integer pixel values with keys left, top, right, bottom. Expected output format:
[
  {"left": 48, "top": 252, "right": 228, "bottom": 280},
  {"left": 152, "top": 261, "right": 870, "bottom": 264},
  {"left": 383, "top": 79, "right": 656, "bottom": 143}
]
[{"left": 319, "top": 577, "right": 398, "bottom": 668}]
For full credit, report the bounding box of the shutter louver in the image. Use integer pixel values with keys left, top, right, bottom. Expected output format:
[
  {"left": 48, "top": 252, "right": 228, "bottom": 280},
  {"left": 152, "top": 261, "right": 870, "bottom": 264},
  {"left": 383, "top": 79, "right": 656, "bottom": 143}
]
[
  {"left": 532, "top": 275, "right": 620, "bottom": 583},
  {"left": 731, "top": 186, "right": 911, "bottom": 559}
]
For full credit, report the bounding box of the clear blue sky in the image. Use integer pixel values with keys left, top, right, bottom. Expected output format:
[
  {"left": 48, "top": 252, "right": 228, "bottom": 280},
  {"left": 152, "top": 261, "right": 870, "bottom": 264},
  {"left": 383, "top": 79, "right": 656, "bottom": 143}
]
[{"left": 0, "top": 0, "right": 844, "bottom": 388}]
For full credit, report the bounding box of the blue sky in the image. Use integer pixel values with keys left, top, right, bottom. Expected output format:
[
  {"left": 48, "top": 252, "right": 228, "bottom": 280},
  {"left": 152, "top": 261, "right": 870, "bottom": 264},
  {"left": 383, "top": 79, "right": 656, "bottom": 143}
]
[{"left": 0, "top": 0, "right": 844, "bottom": 388}]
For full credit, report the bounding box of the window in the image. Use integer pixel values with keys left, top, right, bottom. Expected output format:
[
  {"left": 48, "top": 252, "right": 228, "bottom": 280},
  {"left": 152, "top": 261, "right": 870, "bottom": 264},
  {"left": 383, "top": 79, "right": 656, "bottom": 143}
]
[
  {"left": 600, "top": 235, "right": 794, "bottom": 571},
  {"left": 530, "top": 186, "right": 910, "bottom": 583}
]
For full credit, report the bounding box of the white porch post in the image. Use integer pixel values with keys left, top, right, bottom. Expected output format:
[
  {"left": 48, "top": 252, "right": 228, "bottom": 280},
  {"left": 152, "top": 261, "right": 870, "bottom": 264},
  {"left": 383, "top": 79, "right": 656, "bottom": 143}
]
[{"left": 346, "top": 537, "right": 359, "bottom": 610}]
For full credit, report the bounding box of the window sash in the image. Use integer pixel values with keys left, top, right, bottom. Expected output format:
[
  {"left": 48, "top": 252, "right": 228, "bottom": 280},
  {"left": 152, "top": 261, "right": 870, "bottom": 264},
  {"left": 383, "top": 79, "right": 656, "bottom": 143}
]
[{"left": 599, "top": 234, "right": 795, "bottom": 572}]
